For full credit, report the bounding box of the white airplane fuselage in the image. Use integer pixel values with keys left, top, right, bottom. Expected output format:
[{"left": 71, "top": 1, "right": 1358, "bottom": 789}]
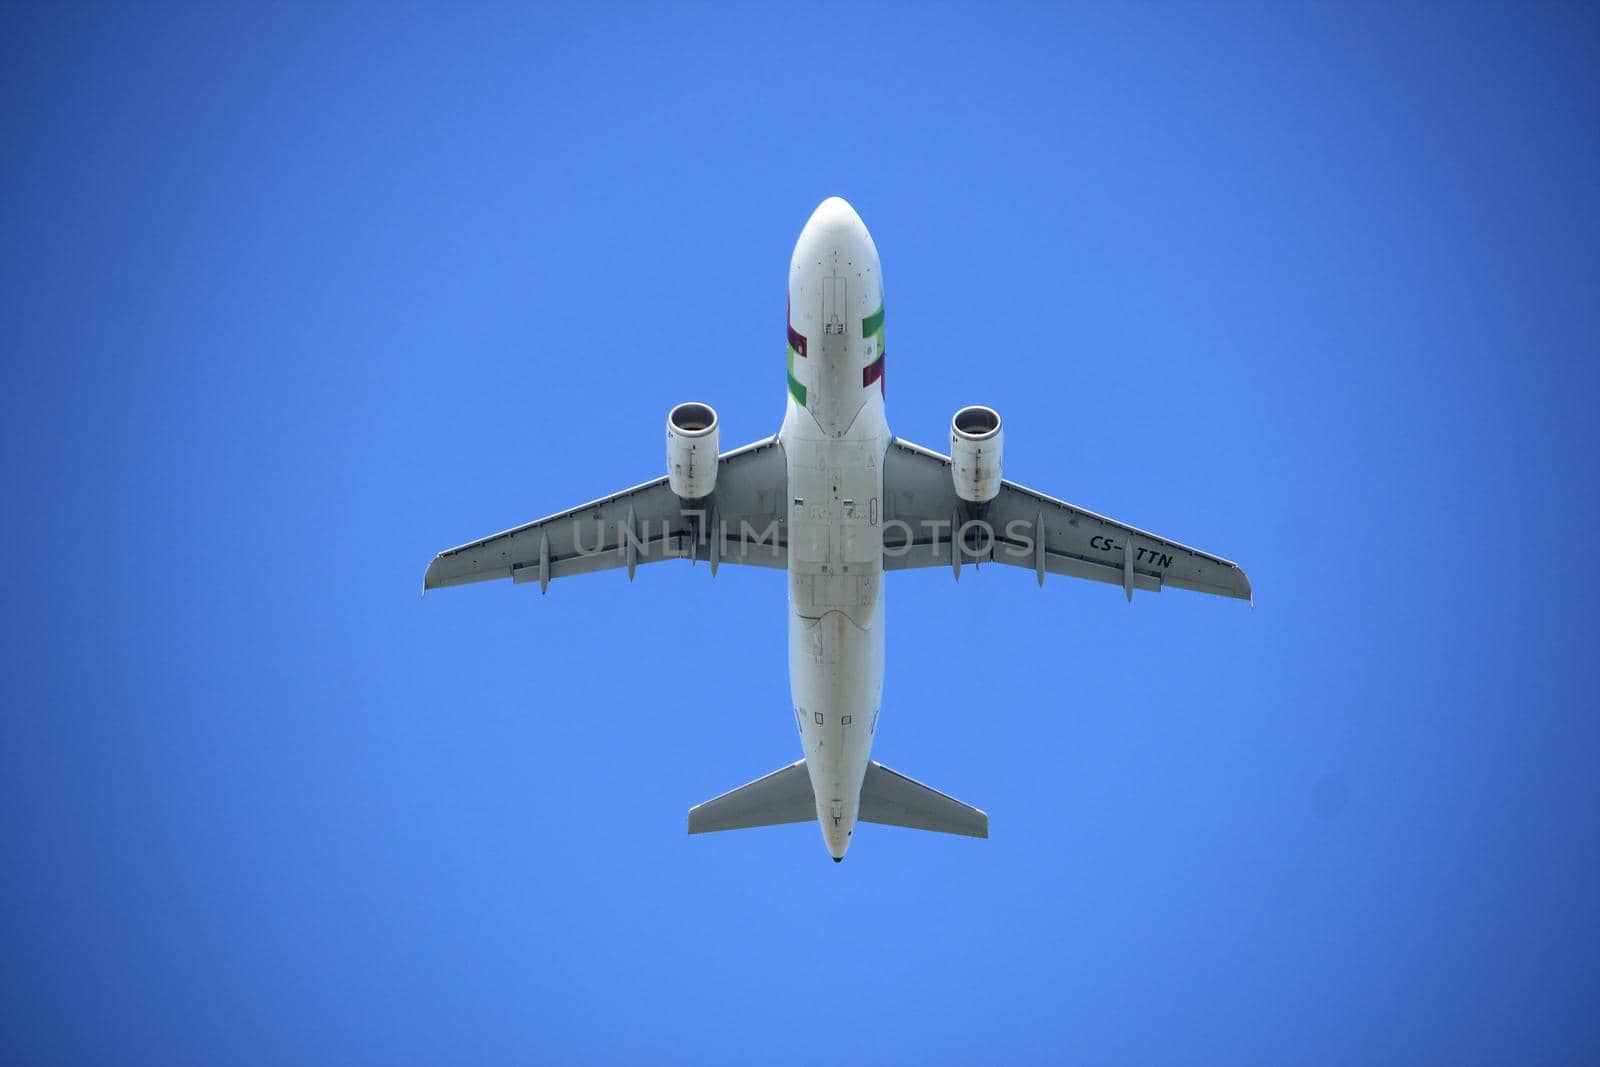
[{"left": 779, "top": 198, "right": 890, "bottom": 860}]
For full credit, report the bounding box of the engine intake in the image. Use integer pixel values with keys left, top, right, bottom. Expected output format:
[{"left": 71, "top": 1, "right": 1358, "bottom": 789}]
[
  {"left": 667, "top": 402, "right": 720, "bottom": 501},
  {"left": 950, "top": 405, "right": 1003, "bottom": 504}
]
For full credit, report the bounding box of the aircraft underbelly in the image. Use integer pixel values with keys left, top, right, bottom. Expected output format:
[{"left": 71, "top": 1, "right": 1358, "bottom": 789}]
[{"left": 783, "top": 428, "right": 887, "bottom": 852}]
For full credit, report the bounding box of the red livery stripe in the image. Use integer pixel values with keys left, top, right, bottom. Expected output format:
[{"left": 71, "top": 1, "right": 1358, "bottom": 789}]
[
  {"left": 787, "top": 297, "right": 807, "bottom": 358},
  {"left": 862, "top": 352, "right": 885, "bottom": 396}
]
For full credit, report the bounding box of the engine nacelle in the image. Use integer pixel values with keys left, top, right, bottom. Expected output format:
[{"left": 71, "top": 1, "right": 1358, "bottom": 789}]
[
  {"left": 950, "top": 405, "right": 1004, "bottom": 505},
  {"left": 666, "top": 402, "right": 720, "bottom": 501}
]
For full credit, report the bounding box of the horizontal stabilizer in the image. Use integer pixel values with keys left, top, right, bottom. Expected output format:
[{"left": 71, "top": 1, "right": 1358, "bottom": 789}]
[
  {"left": 688, "top": 759, "right": 814, "bottom": 834},
  {"left": 859, "top": 762, "right": 988, "bottom": 838}
]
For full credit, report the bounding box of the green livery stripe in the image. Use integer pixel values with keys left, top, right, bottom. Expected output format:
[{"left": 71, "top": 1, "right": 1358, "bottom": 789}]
[
  {"left": 861, "top": 305, "right": 884, "bottom": 338},
  {"left": 862, "top": 303, "right": 886, "bottom": 397},
  {"left": 787, "top": 345, "right": 807, "bottom": 406}
]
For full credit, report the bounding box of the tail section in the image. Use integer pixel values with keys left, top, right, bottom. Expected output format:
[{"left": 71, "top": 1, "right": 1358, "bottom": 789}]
[
  {"left": 687, "top": 758, "right": 988, "bottom": 841},
  {"left": 688, "top": 759, "right": 814, "bottom": 834},
  {"left": 859, "top": 762, "right": 988, "bottom": 838}
]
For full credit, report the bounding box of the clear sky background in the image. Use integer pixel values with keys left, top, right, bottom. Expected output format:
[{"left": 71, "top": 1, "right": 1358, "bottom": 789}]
[{"left": 2, "top": 3, "right": 1597, "bottom": 1064}]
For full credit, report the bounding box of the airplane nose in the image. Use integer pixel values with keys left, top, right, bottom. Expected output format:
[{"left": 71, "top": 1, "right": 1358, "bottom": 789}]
[{"left": 807, "top": 196, "right": 864, "bottom": 234}]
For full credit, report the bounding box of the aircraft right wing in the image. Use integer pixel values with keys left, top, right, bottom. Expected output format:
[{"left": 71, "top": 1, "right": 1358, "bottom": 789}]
[
  {"left": 881, "top": 437, "right": 1252, "bottom": 602},
  {"left": 424, "top": 436, "right": 789, "bottom": 592}
]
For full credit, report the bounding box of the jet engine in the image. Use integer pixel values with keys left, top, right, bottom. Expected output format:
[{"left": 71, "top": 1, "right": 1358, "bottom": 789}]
[
  {"left": 667, "top": 401, "right": 720, "bottom": 502},
  {"left": 950, "top": 405, "right": 1003, "bottom": 505}
]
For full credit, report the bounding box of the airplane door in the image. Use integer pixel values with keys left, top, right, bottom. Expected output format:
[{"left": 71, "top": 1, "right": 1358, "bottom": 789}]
[{"left": 817, "top": 272, "right": 850, "bottom": 435}]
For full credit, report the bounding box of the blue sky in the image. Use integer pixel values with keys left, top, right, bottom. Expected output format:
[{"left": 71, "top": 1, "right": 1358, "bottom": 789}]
[{"left": 2, "top": 2, "right": 1597, "bottom": 1063}]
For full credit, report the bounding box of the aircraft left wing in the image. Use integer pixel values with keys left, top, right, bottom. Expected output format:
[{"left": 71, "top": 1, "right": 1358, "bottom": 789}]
[
  {"left": 424, "top": 436, "right": 788, "bottom": 592},
  {"left": 880, "top": 437, "right": 1251, "bottom": 602}
]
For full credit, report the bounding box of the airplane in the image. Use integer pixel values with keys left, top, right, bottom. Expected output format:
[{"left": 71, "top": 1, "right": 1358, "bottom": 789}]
[{"left": 424, "top": 196, "right": 1252, "bottom": 862}]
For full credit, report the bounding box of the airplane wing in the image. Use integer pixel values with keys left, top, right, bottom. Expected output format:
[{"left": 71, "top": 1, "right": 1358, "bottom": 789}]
[
  {"left": 424, "top": 436, "right": 788, "bottom": 592},
  {"left": 880, "top": 438, "right": 1252, "bottom": 602}
]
